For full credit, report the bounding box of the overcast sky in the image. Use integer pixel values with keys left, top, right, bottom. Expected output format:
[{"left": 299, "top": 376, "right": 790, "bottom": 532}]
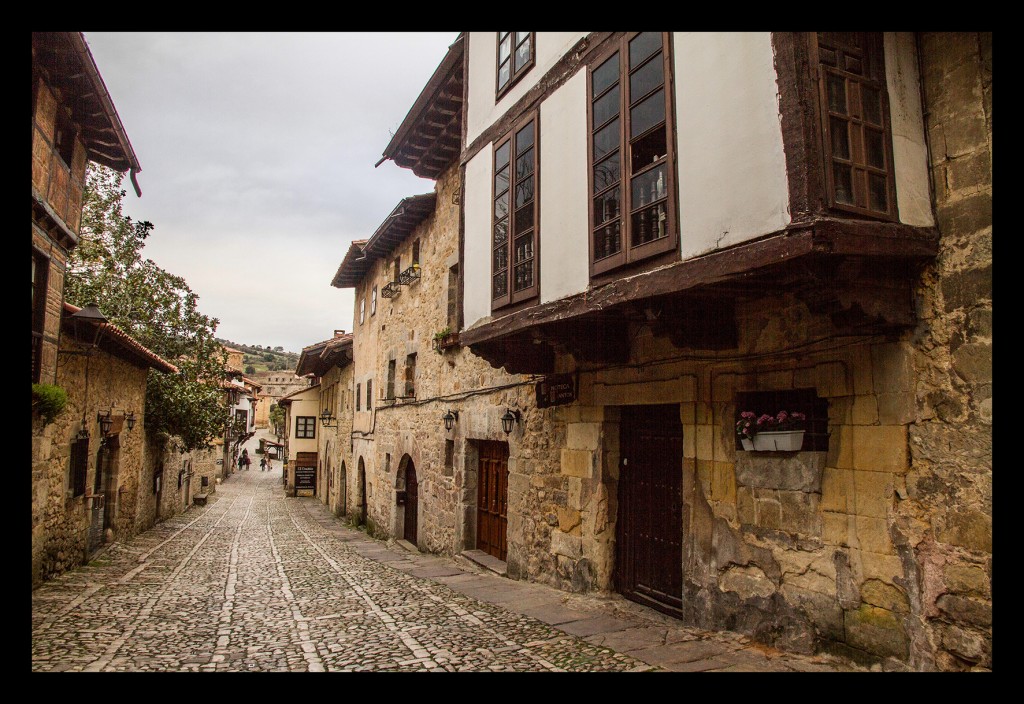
[{"left": 83, "top": 32, "right": 457, "bottom": 354}]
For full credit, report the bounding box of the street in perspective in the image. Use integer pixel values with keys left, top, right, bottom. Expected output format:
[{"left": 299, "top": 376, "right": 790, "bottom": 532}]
[{"left": 32, "top": 432, "right": 870, "bottom": 673}]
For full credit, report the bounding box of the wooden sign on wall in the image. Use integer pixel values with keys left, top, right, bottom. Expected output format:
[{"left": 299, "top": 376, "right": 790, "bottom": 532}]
[{"left": 536, "top": 374, "right": 576, "bottom": 409}]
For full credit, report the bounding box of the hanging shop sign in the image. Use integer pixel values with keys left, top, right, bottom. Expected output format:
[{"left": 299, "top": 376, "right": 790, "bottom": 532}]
[{"left": 535, "top": 374, "right": 576, "bottom": 409}]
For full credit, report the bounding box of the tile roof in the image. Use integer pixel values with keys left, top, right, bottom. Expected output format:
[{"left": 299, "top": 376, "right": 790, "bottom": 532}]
[{"left": 62, "top": 302, "right": 178, "bottom": 374}]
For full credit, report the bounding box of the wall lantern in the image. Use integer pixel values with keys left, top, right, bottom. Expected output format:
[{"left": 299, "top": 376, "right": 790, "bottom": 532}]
[
  {"left": 60, "top": 303, "right": 109, "bottom": 356},
  {"left": 501, "top": 408, "right": 521, "bottom": 435},
  {"left": 442, "top": 409, "right": 459, "bottom": 431},
  {"left": 98, "top": 409, "right": 113, "bottom": 436},
  {"left": 125, "top": 411, "right": 136, "bottom": 431},
  {"left": 320, "top": 408, "right": 338, "bottom": 428}
]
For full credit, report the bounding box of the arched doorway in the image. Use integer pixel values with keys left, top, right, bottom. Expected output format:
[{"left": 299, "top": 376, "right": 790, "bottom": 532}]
[
  {"left": 402, "top": 457, "right": 418, "bottom": 545},
  {"left": 339, "top": 461, "right": 347, "bottom": 517},
  {"left": 357, "top": 457, "right": 367, "bottom": 527}
]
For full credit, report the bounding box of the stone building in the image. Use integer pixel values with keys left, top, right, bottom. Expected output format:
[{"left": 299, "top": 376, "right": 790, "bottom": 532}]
[
  {"left": 327, "top": 32, "right": 989, "bottom": 671},
  {"left": 294, "top": 332, "right": 353, "bottom": 516},
  {"left": 33, "top": 303, "right": 177, "bottom": 586},
  {"left": 251, "top": 370, "right": 310, "bottom": 432},
  {"left": 278, "top": 384, "right": 320, "bottom": 497}
]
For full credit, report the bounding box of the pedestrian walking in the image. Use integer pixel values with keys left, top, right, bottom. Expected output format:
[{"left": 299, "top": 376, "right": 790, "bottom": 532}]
[
  {"left": 266, "top": 457, "right": 273, "bottom": 472},
  {"left": 240, "top": 448, "right": 250, "bottom": 471},
  {"left": 260, "top": 457, "right": 267, "bottom": 471}
]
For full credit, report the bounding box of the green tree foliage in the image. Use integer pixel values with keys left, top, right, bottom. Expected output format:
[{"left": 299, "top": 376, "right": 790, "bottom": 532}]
[{"left": 65, "top": 165, "right": 229, "bottom": 452}]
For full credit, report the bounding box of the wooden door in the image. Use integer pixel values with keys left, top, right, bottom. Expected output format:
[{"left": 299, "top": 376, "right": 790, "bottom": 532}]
[
  {"left": 476, "top": 441, "right": 508, "bottom": 560},
  {"left": 616, "top": 404, "right": 684, "bottom": 617},
  {"left": 403, "top": 461, "right": 418, "bottom": 544}
]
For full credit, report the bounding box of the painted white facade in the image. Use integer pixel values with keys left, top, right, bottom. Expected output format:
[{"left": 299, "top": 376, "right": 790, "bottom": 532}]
[
  {"left": 285, "top": 387, "right": 319, "bottom": 460},
  {"left": 675, "top": 32, "right": 791, "bottom": 258},
  {"left": 461, "top": 31, "right": 936, "bottom": 331},
  {"left": 885, "top": 32, "right": 934, "bottom": 227},
  {"left": 539, "top": 71, "right": 590, "bottom": 304},
  {"left": 466, "top": 32, "right": 587, "bottom": 145}
]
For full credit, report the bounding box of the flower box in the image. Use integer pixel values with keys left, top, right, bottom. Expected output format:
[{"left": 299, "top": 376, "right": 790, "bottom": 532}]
[
  {"left": 432, "top": 331, "right": 460, "bottom": 352},
  {"left": 751, "top": 430, "right": 805, "bottom": 452}
]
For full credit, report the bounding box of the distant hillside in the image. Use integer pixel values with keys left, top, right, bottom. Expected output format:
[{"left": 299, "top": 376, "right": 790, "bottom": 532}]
[{"left": 217, "top": 338, "right": 299, "bottom": 375}]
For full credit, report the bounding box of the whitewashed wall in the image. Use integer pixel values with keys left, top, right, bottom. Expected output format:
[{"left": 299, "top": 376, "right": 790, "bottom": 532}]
[
  {"left": 287, "top": 389, "right": 320, "bottom": 457},
  {"left": 886, "top": 32, "right": 934, "bottom": 227},
  {"left": 466, "top": 32, "right": 587, "bottom": 146},
  {"left": 675, "top": 32, "right": 791, "bottom": 258},
  {"left": 539, "top": 72, "right": 590, "bottom": 304}
]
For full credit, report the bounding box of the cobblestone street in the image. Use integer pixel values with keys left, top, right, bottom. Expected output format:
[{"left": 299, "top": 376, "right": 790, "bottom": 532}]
[{"left": 32, "top": 463, "right": 868, "bottom": 673}]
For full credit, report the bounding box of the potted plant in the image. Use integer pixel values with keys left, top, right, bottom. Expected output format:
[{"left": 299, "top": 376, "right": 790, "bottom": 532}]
[
  {"left": 432, "top": 327, "right": 459, "bottom": 353},
  {"left": 736, "top": 409, "right": 807, "bottom": 451}
]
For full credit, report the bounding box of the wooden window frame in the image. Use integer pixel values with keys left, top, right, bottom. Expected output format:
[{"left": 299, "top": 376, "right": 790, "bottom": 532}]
[
  {"left": 491, "top": 113, "right": 540, "bottom": 311},
  {"left": 296, "top": 416, "right": 316, "bottom": 439},
  {"left": 356, "top": 383, "right": 361, "bottom": 412},
  {"left": 812, "top": 32, "right": 897, "bottom": 221},
  {"left": 370, "top": 286, "right": 377, "bottom": 316},
  {"left": 587, "top": 32, "right": 678, "bottom": 279},
  {"left": 496, "top": 32, "right": 535, "bottom": 100},
  {"left": 386, "top": 359, "right": 396, "bottom": 400},
  {"left": 69, "top": 437, "right": 89, "bottom": 498},
  {"left": 447, "top": 264, "right": 460, "bottom": 331},
  {"left": 32, "top": 248, "right": 49, "bottom": 383},
  {"left": 366, "top": 379, "right": 373, "bottom": 410},
  {"left": 359, "top": 296, "right": 365, "bottom": 325},
  {"left": 404, "top": 353, "right": 417, "bottom": 398}
]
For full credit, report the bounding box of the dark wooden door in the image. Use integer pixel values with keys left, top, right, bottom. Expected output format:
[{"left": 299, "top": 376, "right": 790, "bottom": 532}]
[
  {"left": 616, "top": 404, "right": 684, "bottom": 617},
  {"left": 476, "top": 441, "right": 508, "bottom": 560},
  {"left": 403, "top": 462, "right": 418, "bottom": 544}
]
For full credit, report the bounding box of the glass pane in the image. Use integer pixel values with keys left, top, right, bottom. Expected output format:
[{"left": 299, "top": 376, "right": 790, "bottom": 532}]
[
  {"left": 629, "top": 32, "right": 662, "bottom": 69},
  {"left": 630, "top": 203, "right": 665, "bottom": 247},
  {"left": 514, "top": 36, "right": 531, "bottom": 72},
  {"left": 494, "top": 190, "right": 508, "bottom": 220},
  {"left": 862, "top": 84, "right": 882, "bottom": 125},
  {"left": 592, "top": 53, "right": 619, "bottom": 96},
  {"left": 499, "top": 35, "right": 511, "bottom": 63},
  {"left": 493, "top": 272, "right": 507, "bottom": 299},
  {"left": 833, "top": 163, "right": 853, "bottom": 204},
  {"left": 827, "top": 73, "right": 847, "bottom": 114},
  {"left": 515, "top": 149, "right": 534, "bottom": 179},
  {"left": 495, "top": 141, "right": 510, "bottom": 169},
  {"left": 514, "top": 203, "right": 534, "bottom": 234},
  {"left": 594, "top": 186, "right": 620, "bottom": 225},
  {"left": 830, "top": 117, "right": 850, "bottom": 160},
  {"left": 494, "top": 164, "right": 509, "bottom": 196},
  {"left": 631, "top": 164, "right": 666, "bottom": 208},
  {"left": 516, "top": 32, "right": 529, "bottom": 44},
  {"left": 514, "top": 262, "right": 533, "bottom": 292},
  {"left": 630, "top": 88, "right": 665, "bottom": 138},
  {"left": 498, "top": 61, "right": 510, "bottom": 90},
  {"left": 845, "top": 55, "right": 863, "bottom": 75},
  {"left": 593, "top": 118, "right": 620, "bottom": 160},
  {"left": 629, "top": 52, "right": 663, "bottom": 101},
  {"left": 594, "top": 220, "right": 621, "bottom": 260},
  {"left": 515, "top": 174, "right": 534, "bottom": 209},
  {"left": 593, "top": 84, "right": 619, "bottom": 128},
  {"left": 515, "top": 234, "right": 533, "bottom": 264},
  {"left": 868, "top": 173, "right": 888, "bottom": 212},
  {"left": 493, "top": 247, "right": 508, "bottom": 271},
  {"left": 493, "top": 217, "right": 508, "bottom": 246},
  {"left": 865, "top": 128, "right": 885, "bottom": 169},
  {"left": 515, "top": 123, "right": 534, "bottom": 155},
  {"left": 593, "top": 152, "right": 620, "bottom": 193},
  {"left": 630, "top": 128, "right": 666, "bottom": 172}
]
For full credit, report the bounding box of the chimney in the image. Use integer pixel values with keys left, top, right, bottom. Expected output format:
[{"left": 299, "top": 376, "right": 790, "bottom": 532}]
[{"left": 334, "top": 329, "right": 346, "bottom": 338}]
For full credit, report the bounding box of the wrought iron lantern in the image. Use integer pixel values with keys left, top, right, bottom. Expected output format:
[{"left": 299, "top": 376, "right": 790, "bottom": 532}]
[
  {"left": 320, "top": 408, "right": 337, "bottom": 427},
  {"left": 501, "top": 408, "right": 521, "bottom": 435},
  {"left": 125, "top": 411, "right": 136, "bottom": 431},
  {"left": 442, "top": 409, "right": 459, "bottom": 431},
  {"left": 98, "top": 409, "right": 113, "bottom": 435}
]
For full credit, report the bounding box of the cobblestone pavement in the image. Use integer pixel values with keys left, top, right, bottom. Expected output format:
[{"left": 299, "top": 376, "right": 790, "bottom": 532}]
[{"left": 32, "top": 461, "right": 870, "bottom": 673}]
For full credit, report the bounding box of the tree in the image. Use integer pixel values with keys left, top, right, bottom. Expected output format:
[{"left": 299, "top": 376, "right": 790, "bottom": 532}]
[
  {"left": 245, "top": 365, "right": 256, "bottom": 375},
  {"left": 65, "top": 165, "right": 229, "bottom": 452}
]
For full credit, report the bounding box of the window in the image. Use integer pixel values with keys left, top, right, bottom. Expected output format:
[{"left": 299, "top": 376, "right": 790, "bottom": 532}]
[
  {"left": 296, "top": 416, "right": 316, "bottom": 439},
  {"left": 444, "top": 439, "right": 454, "bottom": 474},
  {"left": 366, "top": 380, "right": 373, "bottom": 410},
  {"left": 393, "top": 256, "right": 401, "bottom": 283},
  {"left": 447, "top": 264, "right": 460, "bottom": 331},
  {"left": 412, "top": 239, "right": 420, "bottom": 266},
  {"left": 497, "top": 32, "right": 534, "bottom": 98},
  {"left": 356, "top": 383, "right": 361, "bottom": 411},
  {"left": 32, "top": 250, "right": 49, "bottom": 383},
  {"left": 404, "top": 353, "right": 417, "bottom": 398},
  {"left": 54, "top": 107, "right": 76, "bottom": 167},
  {"left": 589, "top": 32, "right": 677, "bottom": 277},
  {"left": 386, "top": 359, "right": 396, "bottom": 400},
  {"left": 69, "top": 437, "right": 88, "bottom": 497},
  {"left": 371, "top": 286, "right": 377, "bottom": 316},
  {"left": 359, "top": 297, "right": 365, "bottom": 324},
  {"left": 492, "top": 116, "right": 538, "bottom": 309},
  {"left": 815, "top": 32, "right": 895, "bottom": 219}
]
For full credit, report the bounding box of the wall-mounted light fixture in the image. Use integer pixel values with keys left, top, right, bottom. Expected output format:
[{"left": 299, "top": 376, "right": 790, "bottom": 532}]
[
  {"left": 442, "top": 409, "right": 459, "bottom": 431},
  {"left": 320, "top": 408, "right": 338, "bottom": 427},
  {"left": 98, "top": 409, "right": 113, "bottom": 436},
  {"left": 59, "top": 303, "right": 109, "bottom": 357},
  {"left": 501, "top": 408, "right": 521, "bottom": 435},
  {"left": 125, "top": 411, "right": 136, "bottom": 431}
]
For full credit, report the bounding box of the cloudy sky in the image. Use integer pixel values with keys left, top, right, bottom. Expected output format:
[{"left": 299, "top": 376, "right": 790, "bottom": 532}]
[{"left": 83, "top": 32, "right": 457, "bottom": 354}]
